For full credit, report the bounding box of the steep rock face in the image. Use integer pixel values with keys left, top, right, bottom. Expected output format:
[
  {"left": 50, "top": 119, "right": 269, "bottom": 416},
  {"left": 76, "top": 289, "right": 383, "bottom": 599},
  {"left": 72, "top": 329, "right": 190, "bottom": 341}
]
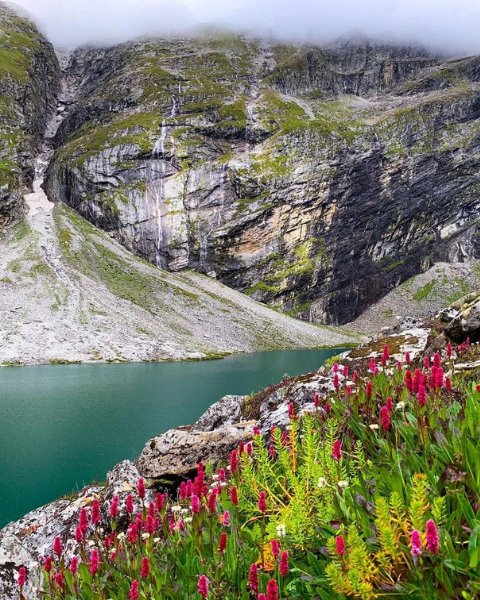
[
  {"left": 0, "top": 2, "right": 60, "bottom": 225},
  {"left": 44, "top": 35, "right": 480, "bottom": 324}
]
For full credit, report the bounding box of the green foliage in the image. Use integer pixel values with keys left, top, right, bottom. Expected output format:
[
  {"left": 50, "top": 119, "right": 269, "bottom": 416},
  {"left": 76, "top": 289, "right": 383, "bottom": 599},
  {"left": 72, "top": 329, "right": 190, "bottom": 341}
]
[{"left": 34, "top": 343, "right": 480, "bottom": 599}]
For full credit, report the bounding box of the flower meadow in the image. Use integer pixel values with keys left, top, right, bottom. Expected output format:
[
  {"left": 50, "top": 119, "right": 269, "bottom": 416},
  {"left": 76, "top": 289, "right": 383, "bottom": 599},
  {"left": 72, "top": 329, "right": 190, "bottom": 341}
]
[{"left": 17, "top": 341, "right": 480, "bottom": 599}]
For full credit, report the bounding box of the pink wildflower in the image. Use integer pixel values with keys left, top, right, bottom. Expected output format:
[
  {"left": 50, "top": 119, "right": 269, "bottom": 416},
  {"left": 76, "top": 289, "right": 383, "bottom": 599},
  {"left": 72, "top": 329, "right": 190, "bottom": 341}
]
[
  {"left": 332, "top": 440, "right": 342, "bottom": 461},
  {"left": 52, "top": 536, "right": 63, "bottom": 557},
  {"left": 248, "top": 563, "right": 259, "bottom": 593},
  {"left": 140, "top": 556, "right": 150, "bottom": 578},
  {"left": 109, "top": 495, "right": 119, "bottom": 519},
  {"left": 266, "top": 578, "right": 279, "bottom": 600},
  {"left": 335, "top": 535, "right": 345, "bottom": 556},
  {"left": 426, "top": 519, "right": 440, "bottom": 554},
  {"left": 17, "top": 566, "right": 27, "bottom": 588},
  {"left": 89, "top": 549, "right": 99, "bottom": 575},
  {"left": 91, "top": 499, "right": 101, "bottom": 525},
  {"left": 69, "top": 556, "right": 79, "bottom": 575},
  {"left": 218, "top": 532, "right": 228, "bottom": 553},
  {"left": 137, "top": 477, "right": 146, "bottom": 499},
  {"left": 410, "top": 530, "right": 422, "bottom": 557},
  {"left": 279, "top": 550, "right": 289, "bottom": 577},
  {"left": 129, "top": 580, "right": 140, "bottom": 600},
  {"left": 197, "top": 574, "right": 209, "bottom": 598},
  {"left": 258, "top": 491, "right": 267, "bottom": 513}
]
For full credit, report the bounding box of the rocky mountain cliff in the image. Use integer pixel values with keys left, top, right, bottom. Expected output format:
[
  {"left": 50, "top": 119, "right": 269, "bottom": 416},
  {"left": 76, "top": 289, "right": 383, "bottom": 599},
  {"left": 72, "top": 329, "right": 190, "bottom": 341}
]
[
  {"left": 0, "top": 4, "right": 59, "bottom": 224},
  {"left": 2, "top": 2, "right": 480, "bottom": 327},
  {"left": 42, "top": 37, "right": 480, "bottom": 325}
]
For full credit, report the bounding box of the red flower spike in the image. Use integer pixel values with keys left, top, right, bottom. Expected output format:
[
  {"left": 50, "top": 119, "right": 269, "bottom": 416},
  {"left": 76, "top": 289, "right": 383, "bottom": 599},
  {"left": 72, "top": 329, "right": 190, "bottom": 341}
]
[
  {"left": 127, "top": 522, "right": 138, "bottom": 544},
  {"left": 333, "top": 373, "right": 340, "bottom": 389},
  {"left": 426, "top": 519, "right": 440, "bottom": 554},
  {"left": 266, "top": 578, "right": 279, "bottom": 600},
  {"left": 381, "top": 345, "right": 390, "bottom": 366},
  {"left": 69, "top": 556, "right": 79, "bottom": 575},
  {"left": 137, "top": 477, "right": 146, "bottom": 500},
  {"left": 433, "top": 352, "right": 441, "bottom": 367},
  {"left": 53, "top": 572, "right": 64, "bottom": 589},
  {"left": 352, "top": 370, "right": 359, "bottom": 384},
  {"left": 445, "top": 377, "right": 452, "bottom": 392},
  {"left": 405, "top": 351, "right": 411, "bottom": 364},
  {"left": 405, "top": 370, "right": 413, "bottom": 393},
  {"left": 279, "top": 550, "right": 289, "bottom": 577},
  {"left": 91, "top": 499, "right": 101, "bottom": 525},
  {"left": 248, "top": 563, "right": 259, "bottom": 593},
  {"left": 230, "top": 449, "right": 239, "bottom": 474},
  {"left": 366, "top": 380, "right": 373, "bottom": 399},
  {"left": 258, "top": 491, "right": 267, "bottom": 513},
  {"left": 259, "top": 596, "right": 267, "bottom": 600},
  {"left": 386, "top": 397, "right": 393, "bottom": 412},
  {"left": 218, "top": 531, "right": 228, "bottom": 553},
  {"left": 288, "top": 402, "right": 295, "bottom": 419},
  {"left": 417, "top": 385, "right": 427, "bottom": 406},
  {"left": 230, "top": 486, "right": 239, "bottom": 506},
  {"left": 43, "top": 556, "right": 53, "bottom": 573},
  {"left": 342, "top": 365, "right": 349, "bottom": 378},
  {"left": 208, "top": 489, "right": 218, "bottom": 514},
  {"left": 52, "top": 535, "right": 63, "bottom": 557},
  {"left": 126, "top": 494, "right": 134, "bottom": 514},
  {"left": 410, "top": 530, "right": 422, "bottom": 557},
  {"left": 270, "top": 539, "right": 280, "bottom": 558},
  {"left": 155, "top": 492, "right": 164, "bottom": 512},
  {"left": 332, "top": 440, "right": 342, "bottom": 461},
  {"left": 446, "top": 342, "right": 453, "bottom": 358},
  {"left": 140, "top": 556, "right": 150, "bottom": 578},
  {"left": 314, "top": 392, "right": 320, "bottom": 408},
  {"left": 109, "top": 495, "right": 119, "bottom": 519},
  {"left": 89, "top": 549, "right": 99, "bottom": 575},
  {"left": 129, "top": 580, "right": 140, "bottom": 600},
  {"left": 380, "top": 406, "right": 391, "bottom": 431},
  {"left": 324, "top": 400, "right": 332, "bottom": 415},
  {"left": 197, "top": 574, "right": 209, "bottom": 599},
  {"left": 335, "top": 535, "right": 345, "bottom": 556},
  {"left": 17, "top": 566, "right": 27, "bottom": 588}
]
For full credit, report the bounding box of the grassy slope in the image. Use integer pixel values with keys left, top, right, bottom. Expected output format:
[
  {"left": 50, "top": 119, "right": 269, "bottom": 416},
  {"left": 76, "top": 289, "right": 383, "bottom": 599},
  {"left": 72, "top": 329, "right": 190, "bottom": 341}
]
[{"left": 0, "top": 204, "right": 360, "bottom": 365}]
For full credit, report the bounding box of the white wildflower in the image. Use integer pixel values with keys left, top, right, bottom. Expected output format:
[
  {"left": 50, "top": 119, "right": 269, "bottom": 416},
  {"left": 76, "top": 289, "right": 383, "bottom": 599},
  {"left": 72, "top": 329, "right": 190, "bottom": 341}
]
[
  {"left": 369, "top": 424, "right": 379, "bottom": 430},
  {"left": 317, "top": 477, "right": 327, "bottom": 488},
  {"left": 276, "top": 524, "right": 286, "bottom": 537},
  {"left": 141, "top": 532, "right": 150, "bottom": 540},
  {"left": 337, "top": 480, "right": 349, "bottom": 489},
  {"left": 396, "top": 401, "right": 406, "bottom": 410},
  {"left": 116, "top": 532, "right": 126, "bottom": 540},
  {"left": 171, "top": 505, "right": 182, "bottom": 513}
]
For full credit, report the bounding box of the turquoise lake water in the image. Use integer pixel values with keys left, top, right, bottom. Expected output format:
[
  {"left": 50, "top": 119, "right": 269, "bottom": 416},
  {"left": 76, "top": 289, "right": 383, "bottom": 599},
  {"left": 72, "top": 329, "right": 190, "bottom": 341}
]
[{"left": 0, "top": 348, "right": 344, "bottom": 527}]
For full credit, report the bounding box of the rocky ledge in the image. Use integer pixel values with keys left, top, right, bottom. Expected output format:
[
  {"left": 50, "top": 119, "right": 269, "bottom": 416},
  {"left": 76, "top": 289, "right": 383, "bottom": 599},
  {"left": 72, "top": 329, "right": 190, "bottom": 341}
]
[{"left": 1, "top": 294, "right": 480, "bottom": 598}]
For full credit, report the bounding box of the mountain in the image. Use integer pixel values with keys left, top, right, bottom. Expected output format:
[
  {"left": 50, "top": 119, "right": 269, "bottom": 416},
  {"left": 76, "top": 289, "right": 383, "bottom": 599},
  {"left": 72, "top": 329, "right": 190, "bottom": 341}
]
[
  {"left": 1, "top": 1, "right": 480, "bottom": 340},
  {"left": 0, "top": 3, "right": 59, "bottom": 224}
]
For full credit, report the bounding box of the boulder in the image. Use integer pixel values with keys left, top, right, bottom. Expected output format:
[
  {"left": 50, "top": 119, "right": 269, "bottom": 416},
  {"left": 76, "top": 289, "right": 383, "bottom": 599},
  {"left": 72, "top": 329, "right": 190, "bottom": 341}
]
[{"left": 137, "top": 425, "right": 253, "bottom": 479}]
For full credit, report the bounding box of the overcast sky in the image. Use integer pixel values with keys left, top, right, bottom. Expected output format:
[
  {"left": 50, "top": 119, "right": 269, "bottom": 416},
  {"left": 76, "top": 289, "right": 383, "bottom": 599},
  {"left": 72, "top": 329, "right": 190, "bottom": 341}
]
[{"left": 8, "top": 0, "right": 480, "bottom": 55}]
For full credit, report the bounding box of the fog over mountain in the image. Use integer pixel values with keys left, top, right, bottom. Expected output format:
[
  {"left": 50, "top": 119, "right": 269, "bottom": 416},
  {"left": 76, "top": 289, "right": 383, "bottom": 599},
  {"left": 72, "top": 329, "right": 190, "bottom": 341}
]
[{"left": 8, "top": 0, "right": 480, "bottom": 54}]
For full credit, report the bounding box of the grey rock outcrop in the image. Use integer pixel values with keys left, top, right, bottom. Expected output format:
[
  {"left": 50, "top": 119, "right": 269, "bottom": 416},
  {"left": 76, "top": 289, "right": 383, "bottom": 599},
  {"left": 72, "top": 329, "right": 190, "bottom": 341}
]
[
  {"left": 137, "top": 424, "right": 253, "bottom": 480},
  {"left": 41, "top": 36, "right": 480, "bottom": 324},
  {"left": 0, "top": 2, "right": 60, "bottom": 225}
]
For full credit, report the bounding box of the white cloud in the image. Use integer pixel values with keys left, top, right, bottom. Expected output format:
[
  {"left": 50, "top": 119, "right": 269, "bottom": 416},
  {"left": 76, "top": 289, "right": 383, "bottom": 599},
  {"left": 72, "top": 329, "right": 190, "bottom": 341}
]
[{"left": 7, "top": 0, "right": 480, "bottom": 54}]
